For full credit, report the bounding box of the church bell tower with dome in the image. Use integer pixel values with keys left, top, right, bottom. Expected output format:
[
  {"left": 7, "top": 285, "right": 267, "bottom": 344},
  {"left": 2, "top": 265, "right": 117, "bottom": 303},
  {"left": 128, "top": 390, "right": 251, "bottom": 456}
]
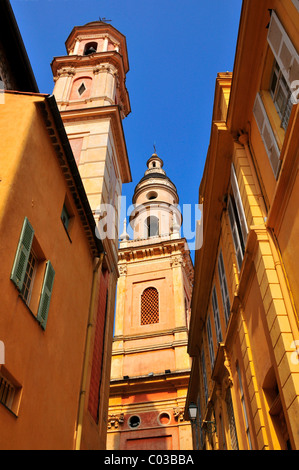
[{"left": 107, "top": 152, "right": 194, "bottom": 451}]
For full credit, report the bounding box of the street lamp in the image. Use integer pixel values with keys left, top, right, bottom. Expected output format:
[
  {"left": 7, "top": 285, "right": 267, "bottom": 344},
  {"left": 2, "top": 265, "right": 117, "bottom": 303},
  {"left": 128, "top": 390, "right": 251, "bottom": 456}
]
[
  {"left": 188, "top": 402, "right": 199, "bottom": 450},
  {"left": 188, "top": 402, "right": 198, "bottom": 421}
]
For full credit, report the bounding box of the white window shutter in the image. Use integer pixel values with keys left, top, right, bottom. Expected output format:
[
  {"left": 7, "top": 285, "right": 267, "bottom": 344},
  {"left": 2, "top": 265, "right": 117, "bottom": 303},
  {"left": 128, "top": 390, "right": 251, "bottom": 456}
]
[
  {"left": 267, "top": 11, "right": 299, "bottom": 87},
  {"left": 231, "top": 164, "right": 248, "bottom": 244},
  {"left": 253, "top": 93, "right": 281, "bottom": 177},
  {"left": 291, "top": 0, "right": 299, "bottom": 13}
]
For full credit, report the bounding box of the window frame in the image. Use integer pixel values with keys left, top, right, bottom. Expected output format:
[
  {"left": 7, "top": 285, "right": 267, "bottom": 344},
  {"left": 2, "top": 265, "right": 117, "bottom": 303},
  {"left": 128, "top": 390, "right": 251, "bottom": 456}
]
[
  {"left": 212, "top": 286, "right": 223, "bottom": 343},
  {"left": 217, "top": 251, "right": 231, "bottom": 325},
  {"left": 206, "top": 315, "right": 215, "bottom": 369},
  {"left": 140, "top": 286, "right": 160, "bottom": 326}
]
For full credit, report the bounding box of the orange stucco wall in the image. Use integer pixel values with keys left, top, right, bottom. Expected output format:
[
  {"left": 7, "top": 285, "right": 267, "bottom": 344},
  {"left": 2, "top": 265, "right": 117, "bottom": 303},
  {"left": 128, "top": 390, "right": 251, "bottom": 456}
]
[{"left": 0, "top": 93, "right": 95, "bottom": 449}]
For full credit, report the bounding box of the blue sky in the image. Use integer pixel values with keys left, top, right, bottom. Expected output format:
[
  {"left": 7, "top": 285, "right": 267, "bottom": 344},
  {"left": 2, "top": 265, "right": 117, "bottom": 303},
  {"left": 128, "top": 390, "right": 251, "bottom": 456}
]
[{"left": 11, "top": 0, "right": 242, "bottom": 251}]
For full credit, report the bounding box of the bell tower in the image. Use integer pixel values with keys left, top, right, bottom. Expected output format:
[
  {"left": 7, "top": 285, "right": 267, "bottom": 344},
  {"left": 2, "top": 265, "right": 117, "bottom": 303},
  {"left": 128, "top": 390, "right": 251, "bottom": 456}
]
[
  {"left": 51, "top": 20, "right": 131, "bottom": 268},
  {"left": 107, "top": 152, "right": 194, "bottom": 451}
]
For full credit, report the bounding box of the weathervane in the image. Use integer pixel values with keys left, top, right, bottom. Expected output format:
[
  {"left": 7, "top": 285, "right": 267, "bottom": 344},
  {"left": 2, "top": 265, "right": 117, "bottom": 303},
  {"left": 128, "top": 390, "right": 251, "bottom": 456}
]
[{"left": 99, "top": 17, "right": 112, "bottom": 23}]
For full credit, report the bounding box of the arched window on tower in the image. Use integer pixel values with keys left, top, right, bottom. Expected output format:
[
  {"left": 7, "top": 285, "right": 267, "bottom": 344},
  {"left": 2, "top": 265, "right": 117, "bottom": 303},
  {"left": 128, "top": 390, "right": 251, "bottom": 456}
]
[
  {"left": 84, "top": 42, "right": 98, "bottom": 55},
  {"left": 146, "top": 216, "right": 159, "bottom": 238},
  {"left": 141, "top": 287, "right": 159, "bottom": 325}
]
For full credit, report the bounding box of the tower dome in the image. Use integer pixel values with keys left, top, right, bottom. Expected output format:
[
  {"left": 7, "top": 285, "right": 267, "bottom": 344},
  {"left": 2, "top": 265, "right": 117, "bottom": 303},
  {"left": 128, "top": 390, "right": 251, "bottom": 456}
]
[{"left": 129, "top": 152, "right": 181, "bottom": 240}]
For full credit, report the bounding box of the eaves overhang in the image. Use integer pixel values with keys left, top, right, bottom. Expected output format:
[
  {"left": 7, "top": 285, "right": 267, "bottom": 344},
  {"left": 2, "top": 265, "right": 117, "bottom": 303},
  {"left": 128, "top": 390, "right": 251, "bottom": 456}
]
[
  {"left": 226, "top": 0, "right": 273, "bottom": 136},
  {"left": 38, "top": 94, "right": 104, "bottom": 258},
  {"left": 188, "top": 122, "right": 233, "bottom": 357}
]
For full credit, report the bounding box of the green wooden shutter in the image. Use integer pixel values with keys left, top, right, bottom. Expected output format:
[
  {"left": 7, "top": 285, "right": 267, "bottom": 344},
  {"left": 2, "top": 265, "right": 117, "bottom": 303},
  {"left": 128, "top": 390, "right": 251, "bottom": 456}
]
[
  {"left": 37, "top": 261, "right": 55, "bottom": 330},
  {"left": 10, "top": 217, "right": 34, "bottom": 290}
]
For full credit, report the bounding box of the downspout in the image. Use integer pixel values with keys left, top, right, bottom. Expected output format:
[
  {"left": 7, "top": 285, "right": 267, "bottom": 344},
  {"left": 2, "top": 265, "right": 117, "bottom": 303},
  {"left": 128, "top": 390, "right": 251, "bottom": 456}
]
[{"left": 75, "top": 253, "right": 104, "bottom": 450}]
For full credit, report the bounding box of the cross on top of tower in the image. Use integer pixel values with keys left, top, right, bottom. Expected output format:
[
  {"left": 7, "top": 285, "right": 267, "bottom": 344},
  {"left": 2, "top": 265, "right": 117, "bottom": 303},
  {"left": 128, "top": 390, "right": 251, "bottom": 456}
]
[{"left": 99, "top": 17, "right": 112, "bottom": 23}]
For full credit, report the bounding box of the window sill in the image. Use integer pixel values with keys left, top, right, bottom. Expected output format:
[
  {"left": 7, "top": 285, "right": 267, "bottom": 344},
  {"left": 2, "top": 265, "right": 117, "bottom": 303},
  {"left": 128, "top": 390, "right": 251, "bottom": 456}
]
[{"left": 0, "top": 401, "right": 18, "bottom": 418}]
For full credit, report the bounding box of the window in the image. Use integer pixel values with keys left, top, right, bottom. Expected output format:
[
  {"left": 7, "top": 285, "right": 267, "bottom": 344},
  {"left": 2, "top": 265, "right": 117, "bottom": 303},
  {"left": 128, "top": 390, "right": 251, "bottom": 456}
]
[
  {"left": 0, "top": 374, "right": 15, "bottom": 410},
  {"left": 228, "top": 164, "right": 248, "bottom": 271},
  {"left": 201, "top": 348, "right": 209, "bottom": 404},
  {"left": 84, "top": 42, "right": 98, "bottom": 55},
  {"left": 141, "top": 287, "right": 159, "bottom": 325},
  {"left": 61, "top": 204, "right": 70, "bottom": 231},
  {"left": 225, "top": 388, "right": 239, "bottom": 450},
  {"left": 0, "top": 368, "right": 21, "bottom": 416},
  {"left": 236, "top": 363, "right": 252, "bottom": 449},
  {"left": 212, "top": 286, "right": 222, "bottom": 343},
  {"left": 218, "top": 251, "right": 231, "bottom": 325},
  {"left": 253, "top": 92, "right": 281, "bottom": 177},
  {"left": 129, "top": 415, "right": 141, "bottom": 429},
  {"left": 21, "top": 250, "right": 38, "bottom": 305},
  {"left": 146, "top": 216, "right": 159, "bottom": 238},
  {"left": 270, "top": 60, "right": 293, "bottom": 131},
  {"left": 78, "top": 83, "right": 86, "bottom": 96},
  {"left": 253, "top": 11, "right": 299, "bottom": 178},
  {"left": 206, "top": 316, "right": 215, "bottom": 369},
  {"left": 10, "top": 217, "right": 55, "bottom": 330}
]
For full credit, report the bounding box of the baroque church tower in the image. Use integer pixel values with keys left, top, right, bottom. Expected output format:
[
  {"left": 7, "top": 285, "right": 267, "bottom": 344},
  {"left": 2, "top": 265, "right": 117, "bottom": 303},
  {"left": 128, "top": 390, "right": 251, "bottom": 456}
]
[
  {"left": 51, "top": 21, "right": 131, "bottom": 449},
  {"left": 107, "top": 153, "right": 194, "bottom": 450}
]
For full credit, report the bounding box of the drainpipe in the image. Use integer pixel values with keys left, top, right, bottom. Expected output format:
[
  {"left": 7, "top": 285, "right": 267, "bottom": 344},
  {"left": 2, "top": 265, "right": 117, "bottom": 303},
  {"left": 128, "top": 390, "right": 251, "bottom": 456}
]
[{"left": 75, "top": 253, "right": 104, "bottom": 450}]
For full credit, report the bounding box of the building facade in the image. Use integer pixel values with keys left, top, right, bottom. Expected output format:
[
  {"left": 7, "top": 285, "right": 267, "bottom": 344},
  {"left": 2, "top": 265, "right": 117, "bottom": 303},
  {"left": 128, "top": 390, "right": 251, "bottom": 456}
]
[
  {"left": 107, "top": 154, "right": 194, "bottom": 450},
  {"left": 0, "top": 91, "right": 104, "bottom": 449},
  {"left": 186, "top": 0, "right": 299, "bottom": 450}
]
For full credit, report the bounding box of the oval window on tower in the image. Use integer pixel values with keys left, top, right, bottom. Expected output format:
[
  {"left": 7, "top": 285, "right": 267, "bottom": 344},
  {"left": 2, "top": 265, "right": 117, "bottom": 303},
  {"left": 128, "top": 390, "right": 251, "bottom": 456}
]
[
  {"left": 146, "top": 191, "right": 158, "bottom": 200},
  {"left": 128, "top": 415, "right": 141, "bottom": 429}
]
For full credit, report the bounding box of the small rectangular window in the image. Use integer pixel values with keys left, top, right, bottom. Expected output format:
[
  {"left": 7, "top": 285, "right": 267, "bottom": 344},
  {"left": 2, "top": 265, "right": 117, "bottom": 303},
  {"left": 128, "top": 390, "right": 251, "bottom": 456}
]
[
  {"left": 0, "top": 374, "right": 15, "bottom": 410},
  {"left": 237, "top": 363, "right": 252, "bottom": 449},
  {"left": 0, "top": 368, "right": 22, "bottom": 416},
  {"left": 61, "top": 204, "right": 70, "bottom": 231},
  {"left": 212, "top": 286, "right": 223, "bottom": 343},
  {"left": 206, "top": 316, "right": 215, "bottom": 369},
  {"left": 201, "top": 348, "right": 209, "bottom": 404}
]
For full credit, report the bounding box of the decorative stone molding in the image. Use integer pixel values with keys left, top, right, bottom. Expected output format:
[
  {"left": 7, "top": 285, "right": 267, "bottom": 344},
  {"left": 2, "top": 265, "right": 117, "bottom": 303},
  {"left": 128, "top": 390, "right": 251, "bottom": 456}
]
[
  {"left": 170, "top": 255, "right": 184, "bottom": 268},
  {"left": 118, "top": 265, "right": 127, "bottom": 276},
  {"left": 173, "top": 407, "right": 184, "bottom": 422},
  {"left": 107, "top": 413, "right": 124, "bottom": 429},
  {"left": 56, "top": 67, "right": 76, "bottom": 79}
]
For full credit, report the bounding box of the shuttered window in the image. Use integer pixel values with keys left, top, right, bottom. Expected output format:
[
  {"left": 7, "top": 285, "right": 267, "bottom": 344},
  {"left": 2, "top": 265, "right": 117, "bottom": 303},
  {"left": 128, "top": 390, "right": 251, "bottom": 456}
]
[
  {"left": 225, "top": 388, "right": 239, "bottom": 450},
  {"left": 11, "top": 217, "right": 34, "bottom": 290},
  {"left": 206, "top": 316, "right": 215, "bottom": 369},
  {"left": 11, "top": 218, "right": 55, "bottom": 330},
  {"left": 253, "top": 11, "right": 299, "bottom": 178},
  {"left": 253, "top": 92, "right": 281, "bottom": 177},
  {"left": 37, "top": 261, "right": 55, "bottom": 330},
  {"left": 228, "top": 165, "right": 249, "bottom": 271},
  {"left": 201, "top": 348, "right": 209, "bottom": 404},
  {"left": 218, "top": 251, "right": 231, "bottom": 325},
  {"left": 141, "top": 287, "right": 159, "bottom": 325},
  {"left": 212, "top": 286, "right": 222, "bottom": 343},
  {"left": 267, "top": 11, "right": 299, "bottom": 89}
]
